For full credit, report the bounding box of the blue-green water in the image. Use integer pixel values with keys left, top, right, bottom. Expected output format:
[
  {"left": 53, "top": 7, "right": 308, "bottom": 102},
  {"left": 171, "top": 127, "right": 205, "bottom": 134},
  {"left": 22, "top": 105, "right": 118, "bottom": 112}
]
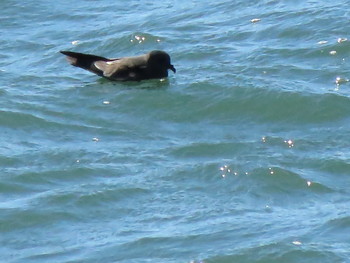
[{"left": 1, "top": 1, "right": 350, "bottom": 262}]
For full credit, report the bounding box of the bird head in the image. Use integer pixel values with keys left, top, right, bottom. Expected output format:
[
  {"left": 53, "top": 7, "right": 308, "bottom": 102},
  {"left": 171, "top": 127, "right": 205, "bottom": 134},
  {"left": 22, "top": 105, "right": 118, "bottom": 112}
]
[{"left": 149, "top": 50, "right": 176, "bottom": 73}]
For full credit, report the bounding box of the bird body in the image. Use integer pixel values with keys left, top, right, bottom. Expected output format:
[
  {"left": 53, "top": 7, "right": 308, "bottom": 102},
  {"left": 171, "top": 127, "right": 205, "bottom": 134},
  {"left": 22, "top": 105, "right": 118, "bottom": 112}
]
[{"left": 60, "top": 50, "right": 176, "bottom": 81}]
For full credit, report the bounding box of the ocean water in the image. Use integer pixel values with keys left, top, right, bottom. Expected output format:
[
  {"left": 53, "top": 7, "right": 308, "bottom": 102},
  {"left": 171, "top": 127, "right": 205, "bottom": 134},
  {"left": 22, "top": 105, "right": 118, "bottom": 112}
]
[{"left": 1, "top": 0, "right": 350, "bottom": 262}]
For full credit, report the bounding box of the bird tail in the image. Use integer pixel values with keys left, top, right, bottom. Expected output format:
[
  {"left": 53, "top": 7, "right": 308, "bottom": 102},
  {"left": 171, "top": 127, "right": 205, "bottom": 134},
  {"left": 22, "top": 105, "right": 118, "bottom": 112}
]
[{"left": 60, "top": 51, "right": 109, "bottom": 76}]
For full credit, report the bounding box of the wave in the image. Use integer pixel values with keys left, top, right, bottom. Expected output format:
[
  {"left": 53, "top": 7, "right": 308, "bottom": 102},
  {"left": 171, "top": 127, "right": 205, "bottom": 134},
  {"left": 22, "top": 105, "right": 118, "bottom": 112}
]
[{"left": 205, "top": 242, "right": 346, "bottom": 263}]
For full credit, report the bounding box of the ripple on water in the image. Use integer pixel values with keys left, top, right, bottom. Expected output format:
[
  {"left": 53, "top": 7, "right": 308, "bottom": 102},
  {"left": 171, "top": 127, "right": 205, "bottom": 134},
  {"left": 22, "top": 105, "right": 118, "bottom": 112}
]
[
  {"left": 218, "top": 166, "right": 333, "bottom": 196},
  {"left": 204, "top": 241, "right": 346, "bottom": 263}
]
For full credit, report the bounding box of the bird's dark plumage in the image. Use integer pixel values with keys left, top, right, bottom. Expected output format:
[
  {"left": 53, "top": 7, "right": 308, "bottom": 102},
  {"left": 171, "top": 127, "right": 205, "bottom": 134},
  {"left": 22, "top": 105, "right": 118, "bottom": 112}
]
[{"left": 60, "top": 50, "right": 176, "bottom": 81}]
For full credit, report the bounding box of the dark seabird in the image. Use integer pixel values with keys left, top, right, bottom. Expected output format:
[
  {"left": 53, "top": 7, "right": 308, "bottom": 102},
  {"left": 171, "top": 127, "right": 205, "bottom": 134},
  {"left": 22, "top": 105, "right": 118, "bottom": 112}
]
[{"left": 60, "top": 50, "right": 176, "bottom": 81}]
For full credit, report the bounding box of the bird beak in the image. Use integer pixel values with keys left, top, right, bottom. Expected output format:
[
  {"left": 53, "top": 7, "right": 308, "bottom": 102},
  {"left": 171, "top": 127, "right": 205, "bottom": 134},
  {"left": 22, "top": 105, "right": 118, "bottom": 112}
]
[{"left": 169, "top": 64, "right": 176, "bottom": 73}]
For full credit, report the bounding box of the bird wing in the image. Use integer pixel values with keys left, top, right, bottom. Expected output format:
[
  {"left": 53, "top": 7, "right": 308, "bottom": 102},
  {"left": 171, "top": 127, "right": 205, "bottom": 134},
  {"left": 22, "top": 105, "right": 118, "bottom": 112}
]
[{"left": 94, "top": 55, "right": 148, "bottom": 81}]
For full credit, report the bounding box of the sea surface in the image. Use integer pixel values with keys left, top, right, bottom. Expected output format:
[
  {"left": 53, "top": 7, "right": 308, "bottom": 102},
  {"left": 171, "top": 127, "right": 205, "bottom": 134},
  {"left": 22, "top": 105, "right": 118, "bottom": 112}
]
[{"left": 1, "top": 1, "right": 350, "bottom": 262}]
